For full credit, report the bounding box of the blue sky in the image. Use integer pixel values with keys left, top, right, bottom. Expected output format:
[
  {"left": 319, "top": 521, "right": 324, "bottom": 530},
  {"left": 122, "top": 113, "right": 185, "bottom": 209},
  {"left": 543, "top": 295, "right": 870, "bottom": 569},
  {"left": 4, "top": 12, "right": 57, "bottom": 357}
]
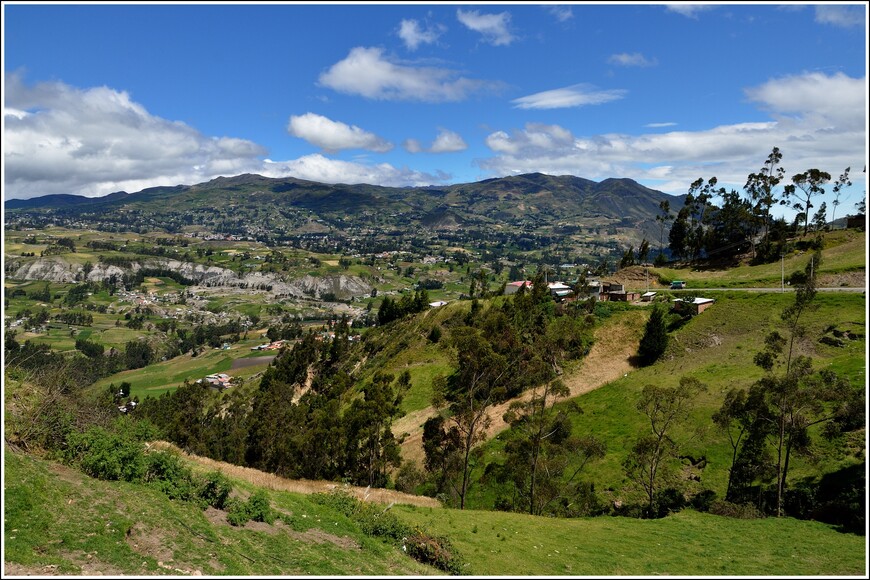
[{"left": 3, "top": 2, "right": 867, "bottom": 221}]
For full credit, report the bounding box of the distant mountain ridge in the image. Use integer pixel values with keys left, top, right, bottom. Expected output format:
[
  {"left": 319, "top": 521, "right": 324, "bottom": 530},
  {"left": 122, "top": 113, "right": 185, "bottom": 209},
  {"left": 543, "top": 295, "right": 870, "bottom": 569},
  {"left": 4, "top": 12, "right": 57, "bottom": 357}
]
[{"left": 5, "top": 172, "right": 685, "bottom": 243}]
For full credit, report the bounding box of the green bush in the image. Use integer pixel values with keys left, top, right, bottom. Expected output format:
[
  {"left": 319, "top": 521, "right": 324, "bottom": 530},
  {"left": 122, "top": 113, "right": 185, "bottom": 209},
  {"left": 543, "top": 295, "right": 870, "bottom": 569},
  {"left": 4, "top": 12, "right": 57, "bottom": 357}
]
[
  {"left": 225, "top": 490, "right": 275, "bottom": 526},
  {"left": 144, "top": 451, "right": 198, "bottom": 502},
  {"left": 226, "top": 497, "right": 251, "bottom": 526},
  {"left": 247, "top": 490, "right": 275, "bottom": 524},
  {"left": 198, "top": 471, "right": 233, "bottom": 509},
  {"left": 64, "top": 427, "right": 146, "bottom": 482}
]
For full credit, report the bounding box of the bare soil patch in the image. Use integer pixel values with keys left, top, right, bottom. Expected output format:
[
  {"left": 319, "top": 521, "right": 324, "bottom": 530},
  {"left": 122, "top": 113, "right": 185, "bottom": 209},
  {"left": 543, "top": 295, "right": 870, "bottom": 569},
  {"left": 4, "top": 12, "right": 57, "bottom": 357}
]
[
  {"left": 230, "top": 355, "right": 275, "bottom": 370},
  {"left": 819, "top": 270, "right": 865, "bottom": 288},
  {"left": 125, "top": 521, "right": 175, "bottom": 562}
]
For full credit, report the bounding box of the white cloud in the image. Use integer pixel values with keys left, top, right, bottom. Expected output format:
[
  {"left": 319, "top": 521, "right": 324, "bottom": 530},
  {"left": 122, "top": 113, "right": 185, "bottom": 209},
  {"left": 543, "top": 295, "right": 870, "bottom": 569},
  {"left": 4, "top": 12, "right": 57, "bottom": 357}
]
[
  {"left": 646, "top": 122, "right": 678, "bottom": 128},
  {"left": 744, "top": 71, "right": 865, "bottom": 127},
  {"left": 607, "top": 52, "right": 658, "bottom": 67},
  {"left": 665, "top": 4, "right": 715, "bottom": 19},
  {"left": 404, "top": 129, "right": 467, "bottom": 154},
  {"left": 512, "top": 84, "right": 627, "bottom": 110},
  {"left": 287, "top": 113, "right": 392, "bottom": 153},
  {"left": 261, "top": 154, "right": 450, "bottom": 187},
  {"left": 456, "top": 9, "right": 515, "bottom": 46},
  {"left": 398, "top": 18, "right": 444, "bottom": 50},
  {"left": 548, "top": 6, "right": 573, "bottom": 22},
  {"left": 318, "top": 46, "right": 504, "bottom": 102},
  {"left": 430, "top": 129, "right": 468, "bottom": 153},
  {"left": 479, "top": 72, "right": 865, "bottom": 196},
  {"left": 815, "top": 5, "right": 864, "bottom": 28},
  {"left": 3, "top": 73, "right": 266, "bottom": 200}
]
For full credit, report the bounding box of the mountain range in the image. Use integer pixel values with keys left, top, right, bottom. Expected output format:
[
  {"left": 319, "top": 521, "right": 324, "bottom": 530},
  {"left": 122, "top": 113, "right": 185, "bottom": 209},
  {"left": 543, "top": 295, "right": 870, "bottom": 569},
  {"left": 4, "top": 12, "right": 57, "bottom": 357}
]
[{"left": 5, "top": 173, "right": 686, "bottom": 245}]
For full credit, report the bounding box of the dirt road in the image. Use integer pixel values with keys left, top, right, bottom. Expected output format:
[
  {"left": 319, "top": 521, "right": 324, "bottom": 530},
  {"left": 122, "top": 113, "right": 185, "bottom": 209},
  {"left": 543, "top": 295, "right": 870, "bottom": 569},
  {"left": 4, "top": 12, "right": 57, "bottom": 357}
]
[{"left": 393, "top": 310, "right": 648, "bottom": 466}]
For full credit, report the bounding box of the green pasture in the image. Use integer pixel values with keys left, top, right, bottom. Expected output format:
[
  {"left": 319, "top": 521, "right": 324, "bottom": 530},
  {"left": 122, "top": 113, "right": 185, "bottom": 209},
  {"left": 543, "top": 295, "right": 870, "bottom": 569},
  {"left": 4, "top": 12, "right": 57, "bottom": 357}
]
[{"left": 393, "top": 504, "right": 866, "bottom": 576}]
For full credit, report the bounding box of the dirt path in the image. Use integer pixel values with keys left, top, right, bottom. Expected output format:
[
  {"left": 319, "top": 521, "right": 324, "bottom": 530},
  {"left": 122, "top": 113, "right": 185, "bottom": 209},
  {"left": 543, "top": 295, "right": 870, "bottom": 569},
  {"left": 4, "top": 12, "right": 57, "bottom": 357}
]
[
  {"left": 149, "top": 441, "right": 440, "bottom": 508},
  {"left": 394, "top": 310, "right": 648, "bottom": 466}
]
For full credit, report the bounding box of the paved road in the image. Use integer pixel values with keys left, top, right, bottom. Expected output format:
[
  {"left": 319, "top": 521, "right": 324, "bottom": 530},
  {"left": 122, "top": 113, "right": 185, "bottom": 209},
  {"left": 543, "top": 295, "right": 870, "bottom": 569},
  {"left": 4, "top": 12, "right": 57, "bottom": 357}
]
[{"left": 670, "top": 287, "right": 865, "bottom": 293}]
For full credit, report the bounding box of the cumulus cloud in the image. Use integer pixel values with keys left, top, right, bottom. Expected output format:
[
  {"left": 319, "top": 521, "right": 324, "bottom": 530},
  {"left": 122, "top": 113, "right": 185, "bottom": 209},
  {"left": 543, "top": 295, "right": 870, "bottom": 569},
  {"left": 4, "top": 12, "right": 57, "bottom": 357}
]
[
  {"left": 456, "top": 9, "right": 515, "bottom": 46},
  {"left": 398, "top": 18, "right": 444, "bottom": 50},
  {"left": 607, "top": 52, "right": 658, "bottom": 67},
  {"left": 318, "top": 46, "right": 504, "bottom": 102},
  {"left": 512, "top": 84, "right": 627, "bottom": 110},
  {"left": 3, "top": 73, "right": 266, "bottom": 200},
  {"left": 261, "top": 154, "right": 450, "bottom": 187},
  {"left": 404, "top": 129, "right": 467, "bottom": 154},
  {"left": 665, "top": 4, "right": 715, "bottom": 18},
  {"left": 287, "top": 113, "right": 392, "bottom": 153},
  {"left": 479, "top": 72, "right": 865, "bottom": 195},
  {"left": 815, "top": 5, "right": 864, "bottom": 28},
  {"left": 430, "top": 129, "right": 468, "bottom": 153},
  {"left": 744, "top": 71, "right": 865, "bottom": 127}
]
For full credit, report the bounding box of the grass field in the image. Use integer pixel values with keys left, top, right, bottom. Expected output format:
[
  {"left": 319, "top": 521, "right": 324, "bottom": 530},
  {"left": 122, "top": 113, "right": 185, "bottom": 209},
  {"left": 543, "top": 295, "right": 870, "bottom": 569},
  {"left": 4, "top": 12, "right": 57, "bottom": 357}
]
[
  {"left": 4, "top": 448, "right": 865, "bottom": 577},
  {"left": 652, "top": 229, "right": 865, "bottom": 289},
  {"left": 393, "top": 504, "right": 867, "bottom": 576},
  {"left": 88, "top": 338, "right": 275, "bottom": 400}
]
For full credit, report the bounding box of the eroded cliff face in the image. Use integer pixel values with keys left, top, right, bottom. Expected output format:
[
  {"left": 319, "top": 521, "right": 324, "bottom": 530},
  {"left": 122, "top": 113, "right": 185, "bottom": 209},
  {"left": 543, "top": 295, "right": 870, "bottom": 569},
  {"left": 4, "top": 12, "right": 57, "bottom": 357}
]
[
  {"left": 5, "top": 256, "right": 373, "bottom": 300},
  {"left": 6, "top": 257, "right": 79, "bottom": 283}
]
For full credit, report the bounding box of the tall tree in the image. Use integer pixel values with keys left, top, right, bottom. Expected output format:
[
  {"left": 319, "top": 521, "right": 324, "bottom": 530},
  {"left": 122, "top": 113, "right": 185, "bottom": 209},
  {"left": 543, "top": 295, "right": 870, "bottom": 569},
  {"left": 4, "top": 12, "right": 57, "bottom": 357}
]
[
  {"left": 668, "top": 207, "right": 690, "bottom": 262},
  {"left": 830, "top": 167, "right": 852, "bottom": 226},
  {"left": 655, "top": 200, "right": 673, "bottom": 259},
  {"left": 744, "top": 147, "right": 786, "bottom": 254},
  {"left": 636, "top": 305, "right": 668, "bottom": 366},
  {"left": 343, "top": 371, "right": 403, "bottom": 487},
  {"left": 623, "top": 377, "right": 706, "bottom": 517},
  {"left": 434, "top": 326, "right": 509, "bottom": 509},
  {"left": 501, "top": 379, "right": 603, "bottom": 516},
  {"left": 784, "top": 169, "right": 831, "bottom": 236}
]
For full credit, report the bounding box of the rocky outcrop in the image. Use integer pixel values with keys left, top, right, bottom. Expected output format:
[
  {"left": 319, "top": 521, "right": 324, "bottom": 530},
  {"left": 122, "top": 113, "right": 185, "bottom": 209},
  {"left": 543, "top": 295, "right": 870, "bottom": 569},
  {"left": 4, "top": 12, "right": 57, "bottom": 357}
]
[
  {"left": 7, "top": 257, "right": 79, "bottom": 283},
  {"left": 6, "top": 256, "right": 373, "bottom": 300},
  {"left": 296, "top": 274, "right": 373, "bottom": 300}
]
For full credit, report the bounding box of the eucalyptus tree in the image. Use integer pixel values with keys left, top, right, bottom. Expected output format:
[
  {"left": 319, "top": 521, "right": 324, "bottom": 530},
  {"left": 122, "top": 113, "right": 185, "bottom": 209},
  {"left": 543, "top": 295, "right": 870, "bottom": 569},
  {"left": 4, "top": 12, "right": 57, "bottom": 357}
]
[{"left": 784, "top": 169, "right": 831, "bottom": 236}]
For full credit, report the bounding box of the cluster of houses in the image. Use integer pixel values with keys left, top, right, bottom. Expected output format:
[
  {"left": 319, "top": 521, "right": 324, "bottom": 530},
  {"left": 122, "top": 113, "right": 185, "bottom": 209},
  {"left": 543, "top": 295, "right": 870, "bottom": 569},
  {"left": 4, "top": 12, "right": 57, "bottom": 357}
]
[
  {"left": 250, "top": 339, "right": 288, "bottom": 351},
  {"left": 503, "top": 278, "right": 715, "bottom": 315},
  {"left": 198, "top": 373, "right": 233, "bottom": 389}
]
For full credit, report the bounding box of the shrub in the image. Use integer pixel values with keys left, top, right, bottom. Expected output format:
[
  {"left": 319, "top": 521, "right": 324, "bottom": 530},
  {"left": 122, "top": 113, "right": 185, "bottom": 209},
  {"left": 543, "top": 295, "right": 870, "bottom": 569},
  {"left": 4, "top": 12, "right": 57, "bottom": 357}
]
[
  {"left": 709, "top": 500, "right": 765, "bottom": 519},
  {"left": 690, "top": 489, "right": 718, "bottom": 512},
  {"left": 144, "top": 451, "right": 198, "bottom": 502},
  {"left": 404, "top": 532, "right": 465, "bottom": 575},
  {"left": 312, "top": 490, "right": 465, "bottom": 574},
  {"left": 64, "top": 427, "right": 146, "bottom": 482},
  {"left": 198, "top": 471, "right": 233, "bottom": 509},
  {"left": 226, "top": 497, "right": 251, "bottom": 526},
  {"left": 247, "top": 490, "right": 275, "bottom": 524}
]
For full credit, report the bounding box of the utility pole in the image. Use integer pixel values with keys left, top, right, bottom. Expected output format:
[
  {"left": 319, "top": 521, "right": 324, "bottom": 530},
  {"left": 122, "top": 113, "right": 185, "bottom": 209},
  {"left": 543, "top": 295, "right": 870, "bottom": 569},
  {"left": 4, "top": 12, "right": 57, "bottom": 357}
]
[{"left": 781, "top": 254, "right": 784, "bottom": 293}]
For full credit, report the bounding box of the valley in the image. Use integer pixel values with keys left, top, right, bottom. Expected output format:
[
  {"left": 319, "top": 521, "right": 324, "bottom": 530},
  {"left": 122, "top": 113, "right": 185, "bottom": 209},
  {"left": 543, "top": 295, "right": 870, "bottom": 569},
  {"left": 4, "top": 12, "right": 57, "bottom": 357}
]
[{"left": 3, "top": 172, "right": 867, "bottom": 576}]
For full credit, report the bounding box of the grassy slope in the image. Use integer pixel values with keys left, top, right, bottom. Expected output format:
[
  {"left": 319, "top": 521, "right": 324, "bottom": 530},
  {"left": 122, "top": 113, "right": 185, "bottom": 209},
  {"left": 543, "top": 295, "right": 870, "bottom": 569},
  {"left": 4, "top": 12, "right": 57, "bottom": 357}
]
[
  {"left": 393, "top": 504, "right": 866, "bottom": 576},
  {"left": 3, "top": 450, "right": 437, "bottom": 576},
  {"left": 651, "top": 229, "right": 865, "bottom": 288},
  {"left": 468, "top": 291, "right": 866, "bottom": 509},
  {"left": 4, "top": 449, "right": 865, "bottom": 577}
]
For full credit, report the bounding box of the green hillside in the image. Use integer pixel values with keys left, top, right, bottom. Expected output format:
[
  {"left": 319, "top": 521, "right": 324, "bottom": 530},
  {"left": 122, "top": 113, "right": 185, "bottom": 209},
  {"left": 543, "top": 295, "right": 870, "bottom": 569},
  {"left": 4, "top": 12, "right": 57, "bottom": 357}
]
[{"left": 4, "top": 448, "right": 866, "bottom": 577}]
